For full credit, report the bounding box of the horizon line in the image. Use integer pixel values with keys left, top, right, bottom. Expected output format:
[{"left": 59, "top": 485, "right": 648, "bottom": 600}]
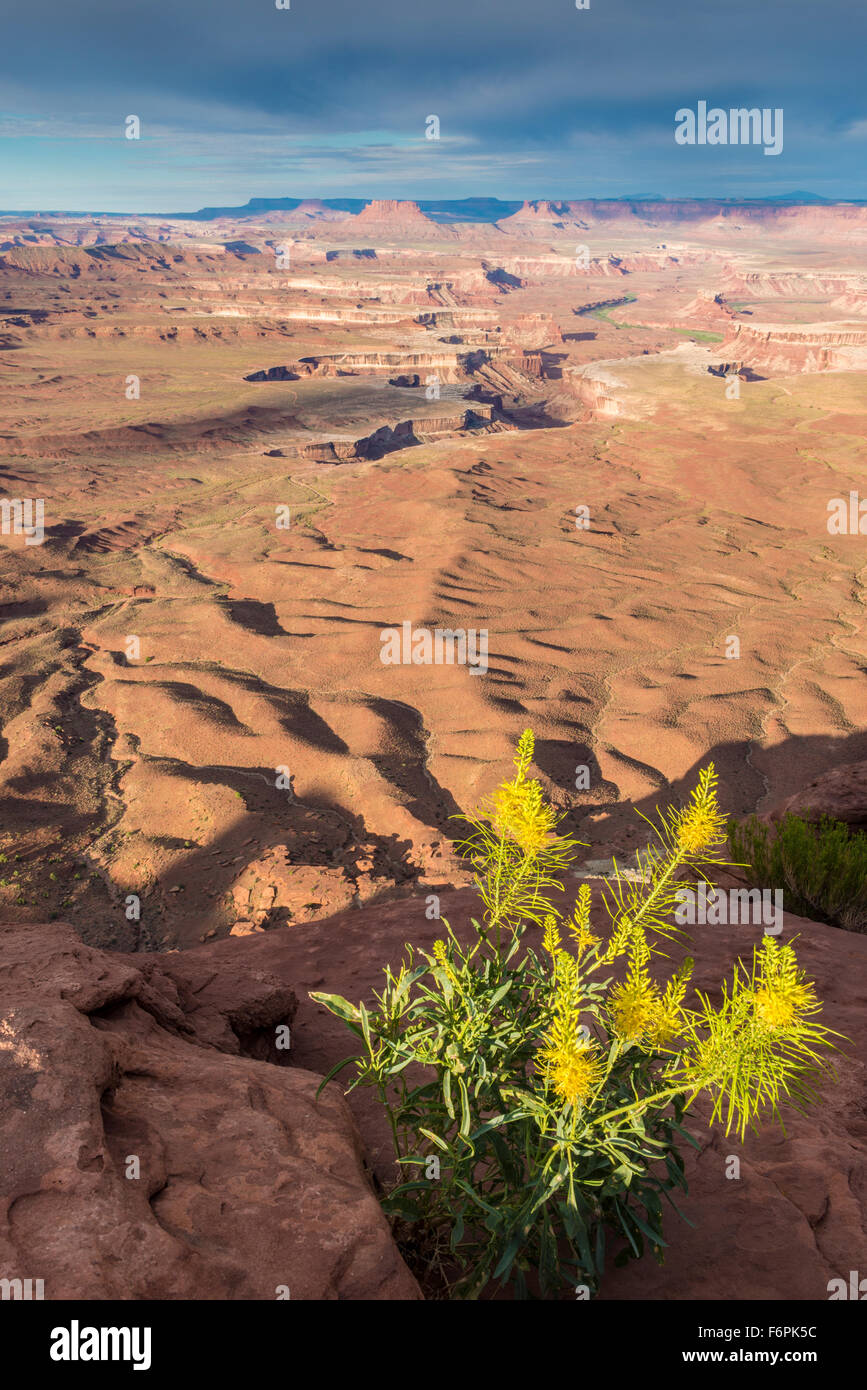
[{"left": 3, "top": 192, "right": 867, "bottom": 220}]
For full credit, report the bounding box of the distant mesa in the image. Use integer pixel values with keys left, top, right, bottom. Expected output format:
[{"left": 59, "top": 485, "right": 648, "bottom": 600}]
[
  {"left": 343, "top": 201, "right": 439, "bottom": 236},
  {"left": 355, "top": 200, "right": 435, "bottom": 227},
  {"left": 499, "top": 200, "right": 579, "bottom": 228},
  {"left": 292, "top": 199, "right": 343, "bottom": 220},
  {"left": 259, "top": 200, "right": 346, "bottom": 226},
  {"left": 331, "top": 200, "right": 459, "bottom": 240}
]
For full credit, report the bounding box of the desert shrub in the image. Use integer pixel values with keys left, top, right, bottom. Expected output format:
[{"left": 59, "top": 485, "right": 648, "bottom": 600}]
[
  {"left": 728, "top": 812, "right": 867, "bottom": 934},
  {"left": 314, "top": 732, "right": 837, "bottom": 1299}
]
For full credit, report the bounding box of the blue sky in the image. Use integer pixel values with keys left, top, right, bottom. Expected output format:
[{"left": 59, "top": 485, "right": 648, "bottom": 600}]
[{"left": 2, "top": 0, "right": 866, "bottom": 211}]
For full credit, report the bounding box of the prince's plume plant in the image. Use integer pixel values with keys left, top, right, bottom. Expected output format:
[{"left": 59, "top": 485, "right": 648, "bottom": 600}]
[{"left": 313, "top": 731, "right": 838, "bottom": 1298}]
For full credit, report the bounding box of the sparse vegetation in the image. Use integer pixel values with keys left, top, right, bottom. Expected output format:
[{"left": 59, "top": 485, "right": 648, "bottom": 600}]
[
  {"left": 728, "top": 812, "right": 867, "bottom": 934},
  {"left": 668, "top": 327, "right": 724, "bottom": 343},
  {"left": 619, "top": 320, "right": 725, "bottom": 343},
  {"left": 589, "top": 293, "right": 638, "bottom": 327},
  {"left": 314, "top": 732, "right": 837, "bottom": 1299}
]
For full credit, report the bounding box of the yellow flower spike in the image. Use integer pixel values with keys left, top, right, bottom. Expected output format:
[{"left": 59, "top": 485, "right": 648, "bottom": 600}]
[
  {"left": 570, "top": 920, "right": 601, "bottom": 958},
  {"left": 514, "top": 728, "right": 535, "bottom": 781},
  {"left": 673, "top": 764, "right": 727, "bottom": 856},
  {"left": 751, "top": 935, "right": 819, "bottom": 1033},
  {"left": 567, "top": 884, "right": 600, "bottom": 957},
  {"left": 545, "top": 1040, "right": 605, "bottom": 1108},
  {"left": 607, "top": 919, "right": 673, "bottom": 1046},
  {"left": 608, "top": 977, "right": 662, "bottom": 1043},
  {"left": 645, "top": 1011, "right": 676, "bottom": 1049},
  {"left": 573, "top": 882, "right": 592, "bottom": 923},
  {"left": 645, "top": 996, "right": 683, "bottom": 1048},
  {"left": 676, "top": 807, "right": 720, "bottom": 855},
  {"left": 602, "top": 912, "right": 634, "bottom": 962},
  {"left": 752, "top": 987, "right": 795, "bottom": 1031},
  {"left": 752, "top": 978, "right": 816, "bottom": 1032},
  {"left": 542, "top": 915, "right": 561, "bottom": 957},
  {"left": 629, "top": 926, "right": 652, "bottom": 975},
  {"left": 431, "top": 938, "right": 459, "bottom": 988},
  {"left": 491, "top": 778, "right": 559, "bottom": 856},
  {"left": 646, "top": 957, "right": 693, "bottom": 1047}
]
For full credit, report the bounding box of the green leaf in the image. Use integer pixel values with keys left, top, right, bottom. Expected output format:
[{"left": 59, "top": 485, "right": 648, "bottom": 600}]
[
  {"left": 468, "top": 1113, "right": 509, "bottom": 1142},
  {"left": 453, "top": 1179, "right": 501, "bottom": 1218},
  {"left": 392, "top": 964, "right": 429, "bottom": 1001},
  {"left": 310, "top": 991, "right": 362, "bottom": 1024},
  {"left": 457, "top": 1077, "right": 472, "bottom": 1138},
  {"left": 492, "top": 1233, "right": 524, "bottom": 1280},
  {"left": 613, "top": 1200, "right": 642, "bottom": 1257},
  {"left": 418, "top": 1127, "right": 449, "bottom": 1153},
  {"left": 442, "top": 1068, "right": 455, "bottom": 1118},
  {"left": 625, "top": 1205, "right": 668, "bottom": 1247},
  {"left": 313, "top": 1054, "right": 359, "bottom": 1097},
  {"left": 385, "top": 1055, "right": 416, "bottom": 1076}
]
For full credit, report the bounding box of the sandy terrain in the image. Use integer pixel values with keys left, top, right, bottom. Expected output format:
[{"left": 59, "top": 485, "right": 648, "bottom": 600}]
[{"left": 1, "top": 200, "right": 865, "bottom": 949}]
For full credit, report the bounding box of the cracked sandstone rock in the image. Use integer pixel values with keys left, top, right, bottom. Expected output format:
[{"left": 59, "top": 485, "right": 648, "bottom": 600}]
[{"left": 0, "top": 921, "right": 419, "bottom": 1300}]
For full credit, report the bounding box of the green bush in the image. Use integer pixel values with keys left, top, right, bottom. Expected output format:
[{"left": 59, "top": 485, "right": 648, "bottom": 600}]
[
  {"left": 314, "top": 733, "right": 837, "bottom": 1299},
  {"left": 728, "top": 812, "right": 867, "bottom": 934}
]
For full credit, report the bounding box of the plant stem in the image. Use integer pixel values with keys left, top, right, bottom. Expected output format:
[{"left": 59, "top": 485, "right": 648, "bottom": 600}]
[{"left": 591, "top": 1084, "right": 684, "bottom": 1128}]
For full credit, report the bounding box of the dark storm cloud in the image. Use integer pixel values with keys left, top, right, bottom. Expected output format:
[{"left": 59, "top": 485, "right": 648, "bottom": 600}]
[
  {"left": 3, "top": 0, "right": 866, "bottom": 205},
  {"left": 6, "top": 0, "right": 866, "bottom": 135}
]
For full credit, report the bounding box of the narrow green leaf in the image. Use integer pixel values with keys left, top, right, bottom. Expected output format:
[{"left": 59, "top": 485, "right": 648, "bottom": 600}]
[
  {"left": 418, "top": 1127, "right": 449, "bottom": 1153},
  {"left": 314, "top": 1054, "right": 359, "bottom": 1097},
  {"left": 310, "top": 991, "right": 362, "bottom": 1024}
]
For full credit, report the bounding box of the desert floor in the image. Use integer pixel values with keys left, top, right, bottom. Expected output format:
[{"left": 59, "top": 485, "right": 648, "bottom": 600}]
[{"left": 1, "top": 207, "right": 865, "bottom": 948}]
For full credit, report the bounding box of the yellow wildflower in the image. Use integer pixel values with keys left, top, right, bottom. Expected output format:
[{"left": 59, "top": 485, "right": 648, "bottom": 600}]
[
  {"left": 567, "top": 885, "right": 600, "bottom": 957},
  {"left": 673, "top": 764, "right": 726, "bottom": 855},
  {"left": 602, "top": 912, "right": 634, "bottom": 962},
  {"left": 645, "top": 998, "right": 681, "bottom": 1048},
  {"left": 608, "top": 977, "right": 662, "bottom": 1043},
  {"left": 545, "top": 1039, "right": 605, "bottom": 1107},
  {"left": 514, "top": 728, "right": 535, "bottom": 778},
  {"left": 539, "top": 921, "right": 603, "bottom": 1106},
  {"left": 645, "top": 958, "right": 693, "bottom": 1048},
  {"left": 431, "top": 939, "right": 459, "bottom": 987},
  {"left": 571, "top": 921, "right": 601, "bottom": 957},
  {"left": 751, "top": 936, "right": 819, "bottom": 1033},
  {"left": 491, "top": 777, "right": 559, "bottom": 855},
  {"left": 676, "top": 805, "right": 721, "bottom": 854},
  {"left": 752, "top": 979, "right": 815, "bottom": 1032},
  {"left": 542, "top": 915, "right": 561, "bottom": 956}
]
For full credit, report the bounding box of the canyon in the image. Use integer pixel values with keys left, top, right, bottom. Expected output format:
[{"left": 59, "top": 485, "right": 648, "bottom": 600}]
[
  {"left": 1, "top": 194, "right": 866, "bottom": 1300},
  {"left": 1, "top": 197, "right": 866, "bottom": 944},
  {"left": 1, "top": 196, "right": 866, "bottom": 939}
]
